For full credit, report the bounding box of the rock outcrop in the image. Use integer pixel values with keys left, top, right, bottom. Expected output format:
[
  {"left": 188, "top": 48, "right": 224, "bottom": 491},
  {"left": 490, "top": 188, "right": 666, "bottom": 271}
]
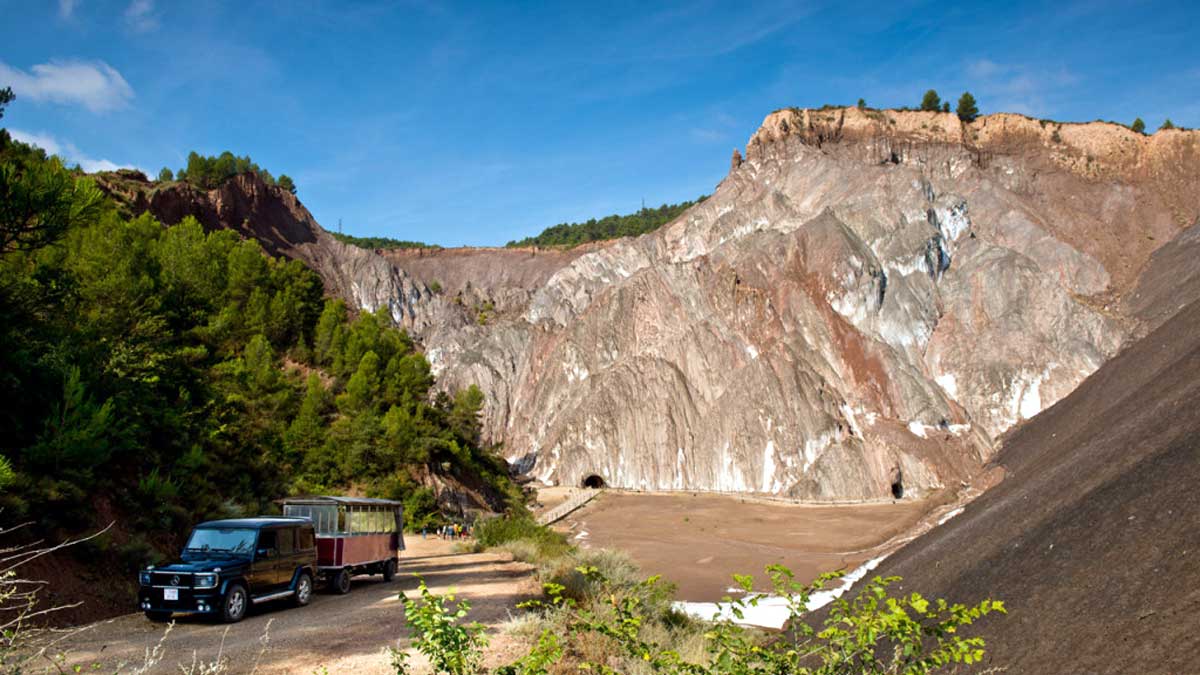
[
  {"left": 96, "top": 171, "right": 440, "bottom": 331},
  {"left": 98, "top": 108, "right": 1200, "bottom": 503},
  {"left": 405, "top": 108, "right": 1199, "bottom": 501}
]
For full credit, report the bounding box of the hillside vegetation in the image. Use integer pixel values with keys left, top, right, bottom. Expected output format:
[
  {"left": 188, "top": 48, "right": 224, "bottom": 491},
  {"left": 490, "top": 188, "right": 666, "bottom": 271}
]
[
  {"left": 330, "top": 232, "right": 439, "bottom": 250},
  {"left": 506, "top": 197, "right": 705, "bottom": 248},
  {"left": 0, "top": 129, "right": 518, "bottom": 576}
]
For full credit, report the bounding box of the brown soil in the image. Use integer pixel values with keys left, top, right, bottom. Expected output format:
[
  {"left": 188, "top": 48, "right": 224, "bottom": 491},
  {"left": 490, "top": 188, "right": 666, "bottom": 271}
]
[
  {"left": 48, "top": 537, "right": 539, "bottom": 674},
  {"left": 559, "top": 491, "right": 935, "bottom": 600}
]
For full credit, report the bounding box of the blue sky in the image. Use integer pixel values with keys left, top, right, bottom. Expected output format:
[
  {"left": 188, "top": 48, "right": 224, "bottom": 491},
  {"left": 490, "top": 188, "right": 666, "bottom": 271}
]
[{"left": 2, "top": 1, "right": 1198, "bottom": 246}]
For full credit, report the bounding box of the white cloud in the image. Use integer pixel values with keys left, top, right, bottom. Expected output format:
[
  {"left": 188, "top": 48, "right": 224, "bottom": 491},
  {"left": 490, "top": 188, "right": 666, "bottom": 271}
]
[
  {"left": 9, "top": 129, "right": 140, "bottom": 175},
  {"left": 0, "top": 60, "right": 133, "bottom": 113},
  {"left": 124, "top": 0, "right": 159, "bottom": 32},
  {"left": 58, "top": 0, "right": 79, "bottom": 19}
]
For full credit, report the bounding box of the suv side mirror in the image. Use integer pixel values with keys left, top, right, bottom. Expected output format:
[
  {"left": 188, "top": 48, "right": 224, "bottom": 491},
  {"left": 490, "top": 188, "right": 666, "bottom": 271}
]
[{"left": 256, "top": 548, "right": 276, "bottom": 559}]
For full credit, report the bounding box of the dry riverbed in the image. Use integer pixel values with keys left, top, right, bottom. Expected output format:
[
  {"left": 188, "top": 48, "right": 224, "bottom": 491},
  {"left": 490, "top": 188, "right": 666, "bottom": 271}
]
[{"left": 558, "top": 491, "right": 937, "bottom": 601}]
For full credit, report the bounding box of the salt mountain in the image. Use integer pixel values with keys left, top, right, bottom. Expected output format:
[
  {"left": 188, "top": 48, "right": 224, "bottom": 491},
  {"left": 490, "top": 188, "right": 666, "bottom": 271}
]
[{"left": 103, "top": 107, "right": 1200, "bottom": 502}]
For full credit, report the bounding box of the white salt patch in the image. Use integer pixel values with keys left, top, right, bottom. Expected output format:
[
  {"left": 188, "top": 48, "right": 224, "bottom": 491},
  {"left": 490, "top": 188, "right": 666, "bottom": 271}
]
[
  {"left": 745, "top": 344, "right": 759, "bottom": 360},
  {"left": 937, "top": 507, "right": 964, "bottom": 525},
  {"left": 674, "top": 555, "right": 889, "bottom": 629},
  {"left": 907, "top": 421, "right": 928, "bottom": 438},
  {"left": 935, "top": 373, "right": 958, "bottom": 399},
  {"left": 761, "top": 441, "right": 777, "bottom": 493}
]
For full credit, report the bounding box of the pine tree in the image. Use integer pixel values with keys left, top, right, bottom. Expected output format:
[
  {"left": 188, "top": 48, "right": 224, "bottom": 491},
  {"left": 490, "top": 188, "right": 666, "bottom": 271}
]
[
  {"left": 920, "top": 89, "right": 941, "bottom": 111},
  {"left": 1160, "top": 118, "right": 1176, "bottom": 131},
  {"left": 956, "top": 92, "right": 980, "bottom": 123},
  {"left": 1131, "top": 118, "right": 1146, "bottom": 134},
  {"left": 857, "top": 98, "right": 866, "bottom": 109}
]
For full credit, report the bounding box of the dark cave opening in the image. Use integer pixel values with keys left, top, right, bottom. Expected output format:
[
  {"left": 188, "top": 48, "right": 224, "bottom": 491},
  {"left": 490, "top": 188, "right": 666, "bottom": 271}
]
[{"left": 582, "top": 474, "right": 607, "bottom": 489}]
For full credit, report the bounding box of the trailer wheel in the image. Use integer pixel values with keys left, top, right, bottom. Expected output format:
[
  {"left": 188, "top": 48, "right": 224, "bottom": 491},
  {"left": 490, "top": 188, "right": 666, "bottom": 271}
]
[
  {"left": 382, "top": 559, "right": 397, "bottom": 582},
  {"left": 333, "top": 568, "right": 352, "bottom": 594}
]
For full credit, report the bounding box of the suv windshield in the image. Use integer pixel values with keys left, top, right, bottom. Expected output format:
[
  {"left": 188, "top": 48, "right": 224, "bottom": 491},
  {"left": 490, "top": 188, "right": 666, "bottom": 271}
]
[{"left": 185, "top": 528, "right": 257, "bottom": 555}]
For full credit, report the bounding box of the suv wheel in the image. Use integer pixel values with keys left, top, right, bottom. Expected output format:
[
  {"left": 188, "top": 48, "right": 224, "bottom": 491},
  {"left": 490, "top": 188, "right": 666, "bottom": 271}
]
[
  {"left": 332, "top": 568, "right": 352, "bottom": 595},
  {"left": 222, "top": 583, "right": 248, "bottom": 623},
  {"left": 293, "top": 572, "right": 313, "bottom": 607},
  {"left": 382, "top": 559, "right": 397, "bottom": 582},
  {"left": 145, "top": 610, "right": 171, "bottom": 623}
]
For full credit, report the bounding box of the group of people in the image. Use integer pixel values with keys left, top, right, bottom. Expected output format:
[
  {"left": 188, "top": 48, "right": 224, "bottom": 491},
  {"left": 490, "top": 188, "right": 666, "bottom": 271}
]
[{"left": 422, "top": 523, "right": 471, "bottom": 540}]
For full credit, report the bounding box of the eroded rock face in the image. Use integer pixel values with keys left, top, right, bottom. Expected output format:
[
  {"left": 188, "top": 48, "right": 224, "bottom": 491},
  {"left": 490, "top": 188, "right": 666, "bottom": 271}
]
[
  {"left": 99, "top": 109, "right": 1200, "bottom": 502},
  {"left": 414, "top": 108, "right": 1197, "bottom": 501}
]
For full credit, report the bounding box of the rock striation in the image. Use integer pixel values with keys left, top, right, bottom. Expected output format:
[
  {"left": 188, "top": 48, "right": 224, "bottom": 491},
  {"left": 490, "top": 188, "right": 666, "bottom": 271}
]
[
  {"left": 99, "top": 108, "right": 1200, "bottom": 503},
  {"left": 410, "top": 108, "right": 1199, "bottom": 501}
]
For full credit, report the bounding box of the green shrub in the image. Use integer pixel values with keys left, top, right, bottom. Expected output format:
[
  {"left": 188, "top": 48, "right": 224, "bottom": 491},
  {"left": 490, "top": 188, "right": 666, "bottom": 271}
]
[
  {"left": 392, "top": 576, "right": 487, "bottom": 675},
  {"left": 1132, "top": 117, "right": 1146, "bottom": 134},
  {"left": 508, "top": 562, "right": 1005, "bottom": 675},
  {"left": 498, "top": 538, "right": 543, "bottom": 563}
]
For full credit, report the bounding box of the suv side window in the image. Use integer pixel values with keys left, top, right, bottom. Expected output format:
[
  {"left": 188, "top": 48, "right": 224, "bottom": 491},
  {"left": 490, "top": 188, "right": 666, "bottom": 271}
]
[
  {"left": 277, "top": 527, "right": 294, "bottom": 555},
  {"left": 257, "top": 529, "right": 277, "bottom": 557}
]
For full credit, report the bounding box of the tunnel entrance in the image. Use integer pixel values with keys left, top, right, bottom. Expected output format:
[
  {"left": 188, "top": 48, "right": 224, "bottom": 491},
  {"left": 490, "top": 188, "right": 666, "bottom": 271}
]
[
  {"left": 581, "top": 474, "right": 607, "bottom": 489},
  {"left": 890, "top": 466, "right": 904, "bottom": 500}
]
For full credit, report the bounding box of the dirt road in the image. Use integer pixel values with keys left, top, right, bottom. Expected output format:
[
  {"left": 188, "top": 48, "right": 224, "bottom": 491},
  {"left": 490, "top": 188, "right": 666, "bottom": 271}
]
[{"left": 52, "top": 538, "right": 538, "bottom": 674}]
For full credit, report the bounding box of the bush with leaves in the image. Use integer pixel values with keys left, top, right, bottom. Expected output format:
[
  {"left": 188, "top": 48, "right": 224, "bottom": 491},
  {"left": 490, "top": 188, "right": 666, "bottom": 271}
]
[
  {"left": 392, "top": 576, "right": 488, "bottom": 675},
  {"left": 508, "top": 562, "right": 1004, "bottom": 675},
  {"left": 1131, "top": 118, "right": 1146, "bottom": 134}
]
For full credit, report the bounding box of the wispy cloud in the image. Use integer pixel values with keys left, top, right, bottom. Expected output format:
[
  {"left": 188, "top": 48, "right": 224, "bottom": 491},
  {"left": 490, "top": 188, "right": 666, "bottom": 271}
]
[
  {"left": 962, "top": 58, "right": 1077, "bottom": 118},
  {"left": 9, "top": 129, "right": 141, "bottom": 174},
  {"left": 58, "top": 0, "right": 79, "bottom": 19},
  {"left": 0, "top": 60, "right": 134, "bottom": 113},
  {"left": 124, "top": 0, "right": 159, "bottom": 33}
]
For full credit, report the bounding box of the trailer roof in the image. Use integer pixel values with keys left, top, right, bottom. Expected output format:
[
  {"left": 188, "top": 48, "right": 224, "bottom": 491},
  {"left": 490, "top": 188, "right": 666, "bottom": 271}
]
[{"left": 280, "top": 495, "right": 404, "bottom": 507}]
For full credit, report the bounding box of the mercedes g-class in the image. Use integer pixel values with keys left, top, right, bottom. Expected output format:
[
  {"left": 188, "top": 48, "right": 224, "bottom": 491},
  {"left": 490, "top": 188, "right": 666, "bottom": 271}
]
[{"left": 137, "top": 517, "right": 317, "bottom": 623}]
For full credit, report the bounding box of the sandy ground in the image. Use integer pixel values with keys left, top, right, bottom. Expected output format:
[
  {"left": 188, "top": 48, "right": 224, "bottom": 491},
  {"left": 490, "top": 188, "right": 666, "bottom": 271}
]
[
  {"left": 49, "top": 537, "right": 539, "bottom": 674},
  {"left": 529, "top": 485, "right": 577, "bottom": 514},
  {"left": 559, "top": 491, "right": 934, "bottom": 601}
]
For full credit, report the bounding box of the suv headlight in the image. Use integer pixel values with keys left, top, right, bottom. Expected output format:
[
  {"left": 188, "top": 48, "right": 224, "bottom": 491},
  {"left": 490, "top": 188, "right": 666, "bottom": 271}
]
[
  {"left": 139, "top": 571, "right": 152, "bottom": 586},
  {"left": 194, "top": 573, "right": 218, "bottom": 589}
]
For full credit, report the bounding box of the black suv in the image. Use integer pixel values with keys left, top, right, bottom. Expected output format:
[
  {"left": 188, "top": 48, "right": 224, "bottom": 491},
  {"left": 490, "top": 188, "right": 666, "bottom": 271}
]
[{"left": 138, "top": 517, "right": 317, "bottom": 623}]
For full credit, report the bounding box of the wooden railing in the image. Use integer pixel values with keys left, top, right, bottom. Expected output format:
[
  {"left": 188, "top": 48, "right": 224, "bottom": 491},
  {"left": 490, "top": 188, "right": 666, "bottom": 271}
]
[{"left": 536, "top": 488, "right": 602, "bottom": 526}]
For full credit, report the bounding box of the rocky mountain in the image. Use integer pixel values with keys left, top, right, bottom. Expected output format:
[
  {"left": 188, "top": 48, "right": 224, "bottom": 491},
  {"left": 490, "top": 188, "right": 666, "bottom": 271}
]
[
  {"left": 411, "top": 108, "right": 1199, "bottom": 501},
  {"left": 98, "top": 108, "right": 1200, "bottom": 503}
]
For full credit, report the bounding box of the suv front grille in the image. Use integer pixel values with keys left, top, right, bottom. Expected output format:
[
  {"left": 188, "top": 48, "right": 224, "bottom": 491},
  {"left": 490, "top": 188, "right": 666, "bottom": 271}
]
[{"left": 150, "top": 572, "right": 194, "bottom": 588}]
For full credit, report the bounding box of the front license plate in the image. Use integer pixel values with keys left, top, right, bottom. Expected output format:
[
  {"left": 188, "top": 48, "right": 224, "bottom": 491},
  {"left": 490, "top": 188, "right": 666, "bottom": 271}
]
[{"left": 164, "top": 588, "right": 179, "bottom": 601}]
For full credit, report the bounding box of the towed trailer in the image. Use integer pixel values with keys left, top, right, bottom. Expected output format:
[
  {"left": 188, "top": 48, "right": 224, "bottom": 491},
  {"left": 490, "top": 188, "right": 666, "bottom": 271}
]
[{"left": 280, "top": 496, "right": 405, "bottom": 594}]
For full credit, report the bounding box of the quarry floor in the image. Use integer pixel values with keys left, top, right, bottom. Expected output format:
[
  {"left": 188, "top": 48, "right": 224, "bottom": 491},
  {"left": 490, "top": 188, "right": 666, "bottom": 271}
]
[
  {"left": 556, "top": 490, "right": 938, "bottom": 601},
  {"left": 52, "top": 492, "right": 940, "bottom": 673}
]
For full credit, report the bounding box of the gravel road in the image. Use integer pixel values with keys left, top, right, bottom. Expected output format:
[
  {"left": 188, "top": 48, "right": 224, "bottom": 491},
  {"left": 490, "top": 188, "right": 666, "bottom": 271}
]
[{"left": 52, "top": 538, "right": 538, "bottom": 674}]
